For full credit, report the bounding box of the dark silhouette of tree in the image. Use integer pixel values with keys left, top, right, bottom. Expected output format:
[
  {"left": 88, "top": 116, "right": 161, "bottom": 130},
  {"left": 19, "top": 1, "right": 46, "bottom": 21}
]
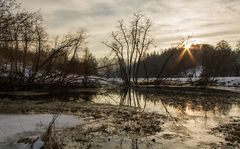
[
  {"left": 199, "top": 44, "right": 216, "bottom": 84},
  {"left": 98, "top": 56, "right": 117, "bottom": 78},
  {"left": 232, "top": 40, "right": 240, "bottom": 76},
  {"left": 0, "top": 0, "right": 99, "bottom": 89},
  {"left": 215, "top": 40, "right": 235, "bottom": 76},
  {"left": 80, "top": 48, "right": 98, "bottom": 87},
  {"left": 216, "top": 40, "right": 231, "bottom": 51},
  {"left": 104, "top": 13, "right": 153, "bottom": 86}
]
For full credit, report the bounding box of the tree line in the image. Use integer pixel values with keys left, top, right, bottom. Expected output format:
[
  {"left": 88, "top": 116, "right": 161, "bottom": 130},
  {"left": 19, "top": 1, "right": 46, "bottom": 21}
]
[
  {"left": 1, "top": 0, "right": 240, "bottom": 89},
  {"left": 135, "top": 40, "right": 240, "bottom": 80},
  {"left": 104, "top": 13, "right": 240, "bottom": 85}
]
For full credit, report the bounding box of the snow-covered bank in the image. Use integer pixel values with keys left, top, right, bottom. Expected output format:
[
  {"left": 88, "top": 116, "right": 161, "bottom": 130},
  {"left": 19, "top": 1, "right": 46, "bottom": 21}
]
[
  {"left": 106, "top": 77, "right": 240, "bottom": 86},
  {"left": 0, "top": 114, "right": 79, "bottom": 149}
]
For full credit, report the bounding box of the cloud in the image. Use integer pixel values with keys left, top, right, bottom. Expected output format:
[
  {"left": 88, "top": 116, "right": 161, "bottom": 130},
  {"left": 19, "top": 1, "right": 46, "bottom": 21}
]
[{"left": 19, "top": 0, "right": 240, "bottom": 57}]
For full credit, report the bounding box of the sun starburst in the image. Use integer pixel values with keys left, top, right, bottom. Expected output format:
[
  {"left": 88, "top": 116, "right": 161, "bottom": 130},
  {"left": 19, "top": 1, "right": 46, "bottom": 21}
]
[{"left": 176, "top": 44, "right": 196, "bottom": 64}]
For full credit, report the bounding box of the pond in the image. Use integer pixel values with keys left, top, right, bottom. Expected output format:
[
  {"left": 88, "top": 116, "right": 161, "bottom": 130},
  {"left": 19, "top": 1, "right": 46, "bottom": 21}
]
[
  {"left": 92, "top": 88, "right": 240, "bottom": 148},
  {"left": 0, "top": 87, "right": 239, "bottom": 148}
]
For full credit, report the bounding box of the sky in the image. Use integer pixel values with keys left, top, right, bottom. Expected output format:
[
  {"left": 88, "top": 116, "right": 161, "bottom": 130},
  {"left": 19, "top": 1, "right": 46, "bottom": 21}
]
[{"left": 20, "top": 0, "right": 240, "bottom": 57}]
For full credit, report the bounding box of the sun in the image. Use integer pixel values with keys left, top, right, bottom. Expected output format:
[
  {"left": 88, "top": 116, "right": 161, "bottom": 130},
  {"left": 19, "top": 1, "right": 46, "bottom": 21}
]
[
  {"left": 176, "top": 39, "right": 200, "bottom": 64},
  {"left": 184, "top": 42, "right": 192, "bottom": 49},
  {"left": 184, "top": 38, "right": 201, "bottom": 49}
]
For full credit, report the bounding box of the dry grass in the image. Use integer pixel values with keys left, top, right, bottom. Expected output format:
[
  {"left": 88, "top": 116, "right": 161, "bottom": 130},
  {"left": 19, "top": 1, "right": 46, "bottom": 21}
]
[{"left": 40, "top": 114, "right": 62, "bottom": 149}]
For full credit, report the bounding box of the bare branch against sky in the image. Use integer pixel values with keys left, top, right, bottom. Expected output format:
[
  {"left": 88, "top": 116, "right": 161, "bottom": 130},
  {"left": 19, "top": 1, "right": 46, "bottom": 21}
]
[{"left": 20, "top": 0, "right": 240, "bottom": 57}]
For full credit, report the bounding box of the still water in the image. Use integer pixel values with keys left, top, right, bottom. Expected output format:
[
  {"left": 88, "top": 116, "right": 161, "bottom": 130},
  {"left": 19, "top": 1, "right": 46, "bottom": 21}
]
[
  {"left": 92, "top": 87, "right": 240, "bottom": 148},
  {"left": 0, "top": 87, "right": 239, "bottom": 148}
]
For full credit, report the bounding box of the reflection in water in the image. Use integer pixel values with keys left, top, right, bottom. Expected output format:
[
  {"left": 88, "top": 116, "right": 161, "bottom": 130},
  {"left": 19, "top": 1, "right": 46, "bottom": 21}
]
[
  {"left": 3, "top": 87, "right": 237, "bottom": 118},
  {"left": 97, "top": 87, "right": 240, "bottom": 118},
  {"left": 2, "top": 88, "right": 238, "bottom": 119},
  {"left": 119, "top": 88, "right": 146, "bottom": 111},
  {"left": 93, "top": 87, "right": 240, "bottom": 148},
  {"left": 0, "top": 88, "right": 239, "bottom": 148}
]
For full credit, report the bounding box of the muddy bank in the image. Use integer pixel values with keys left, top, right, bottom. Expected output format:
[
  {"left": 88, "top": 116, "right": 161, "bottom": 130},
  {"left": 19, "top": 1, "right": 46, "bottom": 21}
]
[
  {"left": 0, "top": 99, "right": 167, "bottom": 135},
  {"left": 0, "top": 81, "right": 101, "bottom": 92},
  {"left": 211, "top": 116, "right": 240, "bottom": 148},
  {"left": 56, "top": 107, "right": 167, "bottom": 149},
  {"left": 0, "top": 99, "right": 169, "bottom": 148}
]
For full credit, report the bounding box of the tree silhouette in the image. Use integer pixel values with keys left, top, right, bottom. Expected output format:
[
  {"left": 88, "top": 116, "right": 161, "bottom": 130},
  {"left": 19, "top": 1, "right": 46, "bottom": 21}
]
[{"left": 104, "top": 13, "right": 153, "bottom": 86}]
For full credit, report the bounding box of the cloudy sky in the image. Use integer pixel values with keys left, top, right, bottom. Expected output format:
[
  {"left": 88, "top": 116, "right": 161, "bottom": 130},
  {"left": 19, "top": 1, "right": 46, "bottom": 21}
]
[{"left": 20, "top": 0, "right": 240, "bottom": 57}]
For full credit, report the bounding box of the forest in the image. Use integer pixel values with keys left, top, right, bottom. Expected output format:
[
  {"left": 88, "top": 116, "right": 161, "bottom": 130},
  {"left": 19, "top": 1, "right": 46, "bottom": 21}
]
[{"left": 1, "top": 0, "right": 240, "bottom": 90}]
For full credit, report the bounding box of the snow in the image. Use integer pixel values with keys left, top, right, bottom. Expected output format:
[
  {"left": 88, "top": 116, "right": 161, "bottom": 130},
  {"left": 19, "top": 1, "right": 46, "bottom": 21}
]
[
  {"left": 0, "top": 114, "right": 80, "bottom": 148},
  {"left": 215, "top": 77, "right": 240, "bottom": 86},
  {"left": 167, "top": 77, "right": 240, "bottom": 87},
  {"left": 33, "top": 138, "right": 44, "bottom": 149}
]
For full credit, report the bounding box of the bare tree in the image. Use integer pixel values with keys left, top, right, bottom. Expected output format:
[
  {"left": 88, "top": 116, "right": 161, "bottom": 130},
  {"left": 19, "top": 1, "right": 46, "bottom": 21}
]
[
  {"left": 81, "top": 48, "right": 98, "bottom": 87},
  {"left": 104, "top": 13, "right": 153, "bottom": 86},
  {"left": 0, "top": 0, "right": 47, "bottom": 83},
  {"left": 59, "top": 30, "right": 87, "bottom": 83},
  {"left": 0, "top": 0, "right": 98, "bottom": 89},
  {"left": 35, "top": 31, "right": 87, "bottom": 83}
]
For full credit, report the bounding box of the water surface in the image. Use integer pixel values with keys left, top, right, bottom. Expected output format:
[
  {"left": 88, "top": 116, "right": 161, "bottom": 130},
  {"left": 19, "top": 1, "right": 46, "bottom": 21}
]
[
  {"left": 92, "top": 88, "right": 240, "bottom": 147},
  {"left": 0, "top": 87, "right": 239, "bottom": 148}
]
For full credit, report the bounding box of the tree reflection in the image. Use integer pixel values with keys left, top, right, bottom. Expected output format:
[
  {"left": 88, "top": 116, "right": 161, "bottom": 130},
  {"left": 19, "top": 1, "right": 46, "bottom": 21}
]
[
  {"left": 116, "top": 87, "right": 238, "bottom": 117},
  {"left": 119, "top": 88, "right": 146, "bottom": 110}
]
